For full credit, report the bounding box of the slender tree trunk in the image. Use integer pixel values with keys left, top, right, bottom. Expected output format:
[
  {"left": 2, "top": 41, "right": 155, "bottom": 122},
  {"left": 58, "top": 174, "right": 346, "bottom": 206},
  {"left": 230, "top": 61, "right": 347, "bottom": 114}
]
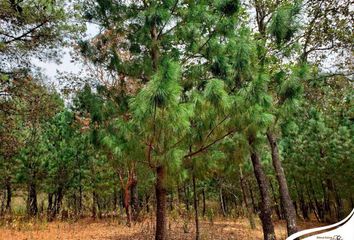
[
  {"left": 96, "top": 194, "right": 102, "bottom": 219},
  {"left": 322, "top": 181, "right": 331, "bottom": 221},
  {"left": 47, "top": 193, "right": 54, "bottom": 221},
  {"left": 219, "top": 187, "right": 226, "bottom": 217},
  {"left": 223, "top": 193, "right": 228, "bottom": 215},
  {"left": 0, "top": 190, "right": 5, "bottom": 216},
  {"left": 333, "top": 182, "right": 344, "bottom": 221},
  {"left": 270, "top": 181, "right": 282, "bottom": 220},
  {"left": 202, "top": 189, "right": 206, "bottom": 217},
  {"left": 177, "top": 183, "right": 182, "bottom": 206},
  {"left": 293, "top": 201, "right": 299, "bottom": 218},
  {"left": 92, "top": 191, "right": 97, "bottom": 219},
  {"left": 27, "top": 181, "right": 38, "bottom": 217},
  {"left": 293, "top": 178, "right": 309, "bottom": 220},
  {"left": 79, "top": 185, "right": 83, "bottom": 217},
  {"left": 51, "top": 190, "right": 64, "bottom": 220},
  {"left": 131, "top": 174, "right": 139, "bottom": 221},
  {"left": 267, "top": 132, "right": 297, "bottom": 236},
  {"left": 308, "top": 181, "right": 324, "bottom": 221},
  {"left": 192, "top": 173, "right": 200, "bottom": 240},
  {"left": 5, "top": 180, "right": 11, "bottom": 213},
  {"left": 306, "top": 185, "right": 321, "bottom": 222},
  {"left": 249, "top": 137, "right": 276, "bottom": 240},
  {"left": 169, "top": 192, "right": 174, "bottom": 211},
  {"left": 240, "top": 166, "right": 256, "bottom": 229},
  {"left": 124, "top": 183, "right": 132, "bottom": 226},
  {"left": 248, "top": 180, "right": 257, "bottom": 213},
  {"left": 184, "top": 184, "right": 190, "bottom": 211},
  {"left": 146, "top": 194, "right": 150, "bottom": 213},
  {"left": 113, "top": 187, "right": 118, "bottom": 216},
  {"left": 155, "top": 166, "right": 167, "bottom": 240}
]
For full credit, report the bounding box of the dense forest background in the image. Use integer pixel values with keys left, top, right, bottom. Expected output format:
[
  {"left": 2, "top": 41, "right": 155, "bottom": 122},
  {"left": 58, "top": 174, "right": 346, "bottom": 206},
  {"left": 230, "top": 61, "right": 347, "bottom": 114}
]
[{"left": 0, "top": 1, "right": 353, "bottom": 240}]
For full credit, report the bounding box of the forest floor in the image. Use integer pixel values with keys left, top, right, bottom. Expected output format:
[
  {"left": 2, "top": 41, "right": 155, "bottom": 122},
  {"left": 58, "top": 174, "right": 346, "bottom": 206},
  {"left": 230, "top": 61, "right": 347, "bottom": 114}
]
[{"left": 0, "top": 216, "right": 322, "bottom": 240}]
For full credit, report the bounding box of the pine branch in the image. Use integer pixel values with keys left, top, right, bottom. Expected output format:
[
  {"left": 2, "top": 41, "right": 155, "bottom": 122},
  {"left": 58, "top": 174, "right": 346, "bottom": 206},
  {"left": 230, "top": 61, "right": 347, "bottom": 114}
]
[
  {"left": 3, "top": 21, "right": 47, "bottom": 44},
  {"left": 184, "top": 129, "right": 235, "bottom": 159}
]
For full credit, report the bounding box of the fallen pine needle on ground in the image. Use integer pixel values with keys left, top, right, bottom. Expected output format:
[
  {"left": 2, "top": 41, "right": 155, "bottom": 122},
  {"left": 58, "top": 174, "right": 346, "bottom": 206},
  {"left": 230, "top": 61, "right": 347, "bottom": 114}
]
[{"left": 0, "top": 217, "right": 322, "bottom": 240}]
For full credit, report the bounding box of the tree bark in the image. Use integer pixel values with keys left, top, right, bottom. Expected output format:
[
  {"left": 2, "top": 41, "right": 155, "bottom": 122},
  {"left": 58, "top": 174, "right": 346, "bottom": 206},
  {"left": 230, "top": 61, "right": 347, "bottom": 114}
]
[
  {"left": 240, "top": 166, "right": 256, "bottom": 229},
  {"left": 0, "top": 190, "right": 5, "bottom": 216},
  {"left": 248, "top": 180, "right": 257, "bottom": 213},
  {"left": 27, "top": 182, "right": 38, "bottom": 217},
  {"left": 155, "top": 166, "right": 167, "bottom": 240},
  {"left": 5, "top": 180, "right": 11, "bottom": 213},
  {"left": 249, "top": 137, "right": 276, "bottom": 240},
  {"left": 294, "top": 178, "right": 309, "bottom": 220},
  {"left": 47, "top": 193, "right": 54, "bottom": 221},
  {"left": 184, "top": 184, "right": 190, "bottom": 211},
  {"left": 219, "top": 187, "right": 226, "bottom": 217},
  {"left": 202, "top": 189, "right": 206, "bottom": 217},
  {"left": 92, "top": 191, "right": 97, "bottom": 219},
  {"left": 124, "top": 182, "right": 132, "bottom": 226},
  {"left": 146, "top": 194, "right": 150, "bottom": 213},
  {"left": 270, "top": 181, "right": 282, "bottom": 220},
  {"left": 306, "top": 185, "right": 321, "bottom": 222},
  {"left": 131, "top": 174, "right": 139, "bottom": 221},
  {"left": 332, "top": 182, "right": 344, "bottom": 221},
  {"left": 267, "top": 132, "right": 297, "bottom": 236},
  {"left": 79, "top": 184, "right": 83, "bottom": 217},
  {"left": 192, "top": 173, "right": 200, "bottom": 240}
]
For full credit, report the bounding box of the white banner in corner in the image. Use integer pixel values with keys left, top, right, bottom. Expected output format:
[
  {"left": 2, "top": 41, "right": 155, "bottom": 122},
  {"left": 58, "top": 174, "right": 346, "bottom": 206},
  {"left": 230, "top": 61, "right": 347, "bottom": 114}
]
[{"left": 287, "top": 209, "right": 354, "bottom": 240}]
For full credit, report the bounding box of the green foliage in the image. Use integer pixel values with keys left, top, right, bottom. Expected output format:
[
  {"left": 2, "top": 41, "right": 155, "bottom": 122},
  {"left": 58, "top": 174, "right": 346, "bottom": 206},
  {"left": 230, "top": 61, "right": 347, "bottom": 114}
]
[
  {"left": 269, "top": 1, "right": 301, "bottom": 45},
  {"left": 0, "top": 0, "right": 352, "bottom": 229}
]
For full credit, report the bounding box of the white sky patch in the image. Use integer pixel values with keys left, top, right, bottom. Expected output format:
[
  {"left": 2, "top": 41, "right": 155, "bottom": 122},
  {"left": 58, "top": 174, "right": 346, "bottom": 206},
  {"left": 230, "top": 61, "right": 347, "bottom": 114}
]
[{"left": 32, "top": 23, "right": 100, "bottom": 88}]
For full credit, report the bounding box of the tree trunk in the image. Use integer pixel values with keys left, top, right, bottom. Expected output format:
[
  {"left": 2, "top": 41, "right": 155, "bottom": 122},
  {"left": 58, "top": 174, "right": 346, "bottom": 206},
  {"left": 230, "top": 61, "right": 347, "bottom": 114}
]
[
  {"left": 5, "top": 180, "right": 11, "bottom": 213},
  {"left": 270, "top": 181, "right": 282, "bottom": 220},
  {"left": 267, "top": 132, "right": 297, "bottom": 236},
  {"left": 113, "top": 187, "right": 118, "bottom": 216},
  {"left": 131, "top": 174, "right": 139, "bottom": 221},
  {"left": 27, "top": 182, "right": 38, "bottom": 217},
  {"left": 248, "top": 180, "right": 257, "bottom": 213},
  {"left": 47, "top": 193, "right": 54, "bottom": 221},
  {"left": 240, "top": 166, "right": 256, "bottom": 229},
  {"left": 219, "top": 187, "right": 226, "bottom": 217},
  {"left": 92, "top": 191, "right": 97, "bottom": 219},
  {"left": 322, "top": 181, "right": 331, "bottom": 221},
  {"left": 202, "top": 189, "right": 206, "bottom": 217},
  {"left": 305, "top": 185, "right": 321, "bottom": 222},
  {"left": 124, "top": 183, "right": 132, "bottom": 226},
  {"left": 192, "top": 173, "right": 200, "bottom": 240},
  {"left": 333, "top": 182, "right": 344, "bottom": 221},
  {"left": 0, "top": 190, "right": 6, "bottom": 216},
  {"left": 249, "top": 137, "right": 276, "bottom": 240},
  {"left": 79, "top": 185, "right": 83, "bottom": 217},
  {"left": 169, "top": 192, "right": 174, "bottom": 211},
  {"left": 96, "top": 194, "right": 102, "bottom": 219},
  {"left": 155, "top": 166, "right": 167, "bottom": 240},
  {"left": 293, "top": 178, "right": 309, "bottom": 220},
  {"left": 184, "top": 184, "right": 190, "bottom": 211},
  {"left": 54, "top": 187, "right": 64, "bottom": 217},
  {"left": 146, "top": 194, "right": 150, "bottom": 213}
]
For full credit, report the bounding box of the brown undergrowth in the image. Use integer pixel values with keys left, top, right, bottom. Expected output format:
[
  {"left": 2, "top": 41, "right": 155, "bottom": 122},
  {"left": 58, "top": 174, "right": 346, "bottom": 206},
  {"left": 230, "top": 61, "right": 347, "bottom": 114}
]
[{"left": 0, "top": 216, "right": 322, "bottom": 240}]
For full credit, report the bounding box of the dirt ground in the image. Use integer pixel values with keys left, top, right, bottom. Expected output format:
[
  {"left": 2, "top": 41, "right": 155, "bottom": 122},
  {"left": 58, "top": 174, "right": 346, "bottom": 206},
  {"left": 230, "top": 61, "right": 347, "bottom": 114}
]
[{"left": 0, "top": 217, "right": 322, "bottom": 240}]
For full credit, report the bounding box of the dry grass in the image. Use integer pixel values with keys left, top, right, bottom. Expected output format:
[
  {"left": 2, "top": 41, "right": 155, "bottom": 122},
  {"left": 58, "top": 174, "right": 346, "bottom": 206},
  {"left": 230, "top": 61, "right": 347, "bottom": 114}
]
[{"left": 0, "top": 216, "right": 322, "bottom": 240}]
